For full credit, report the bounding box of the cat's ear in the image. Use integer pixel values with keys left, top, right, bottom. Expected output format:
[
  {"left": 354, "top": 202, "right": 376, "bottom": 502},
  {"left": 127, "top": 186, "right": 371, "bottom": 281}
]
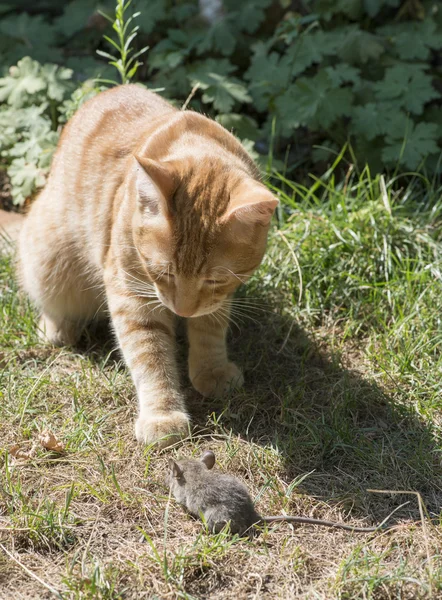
[
  {"left": 134, "top": 155, "right": 176, "bottom": 216},
  {"left": 169, "top": 458, "right": 183, "bottom": 478},
  {"left": 224, "top": 183, "right": 278, "bottom": 227},
  {"left": 200, "top": 450, "right": 216, "bottom": 470}
]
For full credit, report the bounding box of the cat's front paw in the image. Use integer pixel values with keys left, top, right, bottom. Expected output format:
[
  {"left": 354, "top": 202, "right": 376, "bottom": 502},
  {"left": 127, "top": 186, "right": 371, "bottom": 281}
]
[
  {"left": 190, "top": 362, "right": 244, "bottom": 398},
  {"left": 135, "top": 411, "right": 190, "bottom": 448}
]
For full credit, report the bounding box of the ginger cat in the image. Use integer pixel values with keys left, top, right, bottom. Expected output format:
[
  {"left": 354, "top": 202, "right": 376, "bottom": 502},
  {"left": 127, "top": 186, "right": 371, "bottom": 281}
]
[{"left": 18, "top": 85, "right": 278, "bottom": 447}]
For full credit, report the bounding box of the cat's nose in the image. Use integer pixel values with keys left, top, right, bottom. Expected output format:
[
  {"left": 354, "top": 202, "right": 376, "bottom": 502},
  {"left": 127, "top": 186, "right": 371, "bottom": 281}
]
[{"left": 175, "top": 308, "right": 194, "bottom": 318}]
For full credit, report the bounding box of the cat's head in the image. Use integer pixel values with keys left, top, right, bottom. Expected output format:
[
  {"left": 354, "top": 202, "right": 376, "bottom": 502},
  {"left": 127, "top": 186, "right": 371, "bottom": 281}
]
[{"left": 131, "top": 155, "right": 278, "bottom": 318}]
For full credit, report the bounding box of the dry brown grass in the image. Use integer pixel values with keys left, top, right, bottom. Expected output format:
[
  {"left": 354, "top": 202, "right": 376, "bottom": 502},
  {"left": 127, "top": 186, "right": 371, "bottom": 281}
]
[
  {"left": 2, "top": 168, "right": 442, "bottom": 598},
  {"left": 1, "top": 306, "right": 441, "bottom": 599}
]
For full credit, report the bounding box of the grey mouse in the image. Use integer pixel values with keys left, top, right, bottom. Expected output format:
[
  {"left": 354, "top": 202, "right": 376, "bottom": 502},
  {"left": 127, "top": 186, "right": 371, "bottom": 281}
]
[{"left": 167, "top": 451, "right": 390, "bottom": 536}]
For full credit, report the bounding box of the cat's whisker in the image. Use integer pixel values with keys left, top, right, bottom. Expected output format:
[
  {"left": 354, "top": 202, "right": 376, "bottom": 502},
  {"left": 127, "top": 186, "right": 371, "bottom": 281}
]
[
  {"left": 226, "top": 306, "right": 262, "bottom": 327},
  {"left": 211, "top": 266, "right": 251, "bottom": 283},
  {"left": 120, "top": 268, "right": 156, "bottom": 290},
  {"left": 229, "top": 301, "right": 273, "bottom": 315}
]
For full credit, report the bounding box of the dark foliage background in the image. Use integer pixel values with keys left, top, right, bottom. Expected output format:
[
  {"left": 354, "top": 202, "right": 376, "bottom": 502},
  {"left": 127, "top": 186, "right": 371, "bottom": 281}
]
[{"left": 0, "top": 0, "right": 441, "bottom": 204}]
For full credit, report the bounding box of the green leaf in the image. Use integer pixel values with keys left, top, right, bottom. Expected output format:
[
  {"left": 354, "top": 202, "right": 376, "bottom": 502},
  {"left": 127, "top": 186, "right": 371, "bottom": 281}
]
[
  {"left": 378, "top": 19, "right": 442, "bottom": 60},
  {"left": 282, "top": 30, "right": 340, "bottom": 78},
  {"left": 40, "top": 64, "right": 73, "bottom": 102},
  {"left": 7, "top": 157, "right": 47, "bottom": 205},
  {"left": 351, "top": 103, "right": 408, "bottom": 141},
  {"left": 245, "top": 45, "right": 290, "bottom": 111},
  {"left": 382, "top": 122, "right": 440, "bottom": 170},
  {"left": 191, "top": 71, "right": 252, "bottom": 113},
  {"left": 54, "top": 0, "right": 96, "bottom": 38},
  {"left": 373, "top": 65, "right": 439, "bottom": 115},
  {"left": 324, "top": 64, "right": 361, "bottom": 87},
  {"left": 196, "top": 19, "right": 237, "bottom": 57},
  {"left": 228, "top": 0, "right": 272, "bottom": 34},
  {"left": 275, "top": 70, "right": 354, "bottom": 131},
  {"left": 0, "top": 12, "right": 56, "bottom": 48},
  {"left": 335, "top": 26, "right": 384, "bottom": 64},
  {"left": 137, "top": 0, "right": 167, "bottom": 35},
  {"left": 0, "top": 57, "right": 46, "bottom": 107}
]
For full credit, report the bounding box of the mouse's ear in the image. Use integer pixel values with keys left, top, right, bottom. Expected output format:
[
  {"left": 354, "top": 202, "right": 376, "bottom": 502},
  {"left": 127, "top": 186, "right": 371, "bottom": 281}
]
[
  {"left": 200, "top": 450, "right": 216, "bottom": 470},
  {"left": 169, "top": 458, "right": 183, "bottom": 478}
]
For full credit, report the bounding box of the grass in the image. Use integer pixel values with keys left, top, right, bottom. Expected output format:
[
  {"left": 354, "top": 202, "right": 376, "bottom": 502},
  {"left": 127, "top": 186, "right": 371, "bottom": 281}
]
[{"left": 0, "top": 165, "right": 442, "bottom": 599}]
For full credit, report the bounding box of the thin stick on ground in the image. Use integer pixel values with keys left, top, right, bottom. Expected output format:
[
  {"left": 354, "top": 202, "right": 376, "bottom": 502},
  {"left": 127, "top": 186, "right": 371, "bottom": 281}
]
[{"left": 0, "top": 543, "right": 63, "bottom": 599}]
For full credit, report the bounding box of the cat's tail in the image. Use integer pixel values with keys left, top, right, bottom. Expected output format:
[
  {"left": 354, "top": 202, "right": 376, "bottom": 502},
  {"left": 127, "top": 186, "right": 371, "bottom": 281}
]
[{"left": 0, "top": 209, "right": 24, "bottom": 253}]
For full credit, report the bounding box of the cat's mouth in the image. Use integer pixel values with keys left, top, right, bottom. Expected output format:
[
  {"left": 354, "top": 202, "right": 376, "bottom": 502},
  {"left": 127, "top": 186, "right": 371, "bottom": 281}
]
[{"left": 156, "top": 291, "right": 222, "bottom": 318}]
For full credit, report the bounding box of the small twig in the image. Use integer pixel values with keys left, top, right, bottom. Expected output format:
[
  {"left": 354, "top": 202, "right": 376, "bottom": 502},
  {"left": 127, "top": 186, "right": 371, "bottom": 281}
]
[
  {"left": 181, "top": 83, "right": 200, "bottom": 111},
  {"left": 278, "top": 230, "right": 303, "bottom": 306},
  {"left": 367, "top": 489, "right": 433, "bottom": 595},
  {"left": 0, "top": 543, "right": 63, "bottom": 599},
  {"left": 374, "top": 500, "right": 410, "bottom": 530},
  {"left": 276, "top": 230, "right": 302, "bottom": 354},
  {"left": 276, "top": 319, "right": 296, "bottom": 355},
  {"left": 81, "top": 511, "right": 101, "bottom": 577}
]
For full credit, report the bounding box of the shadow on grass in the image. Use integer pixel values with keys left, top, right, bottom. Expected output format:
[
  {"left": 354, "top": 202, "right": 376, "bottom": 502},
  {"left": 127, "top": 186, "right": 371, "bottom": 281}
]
[
  {"left": 215, "top": 312, "right": 442, "bottom": 522},
  {"left": 75, "top": 304, "right": 442, "bottom": 524}
]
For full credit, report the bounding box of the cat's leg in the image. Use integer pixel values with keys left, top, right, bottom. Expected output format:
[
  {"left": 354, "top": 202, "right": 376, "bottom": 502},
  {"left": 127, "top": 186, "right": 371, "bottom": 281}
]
[
  {"left": 19, "top": 217, "right": 105, "bottom": 347},
  {"left": 38, "top": 313, "right": 82, "bottom": 347},
  {"left": 105, "top": 270, "right": 189, "bottom": 447},
  {"left": 187, "top": 308, "right": 244, "bottom": 398}
]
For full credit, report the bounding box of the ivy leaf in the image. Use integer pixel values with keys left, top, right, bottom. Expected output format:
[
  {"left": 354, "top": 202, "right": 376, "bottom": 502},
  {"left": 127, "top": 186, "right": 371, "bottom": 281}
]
[
  {"left": 0, "top": 57, "right": 46, "bottom": 107},
  {"left": 245, "top": 45, "right": 290, "bottom": 111},
  {"left": 149, "top": 30, "right": 194, "bottom": 72},
  {"left": 325, "top": 64, "right": 361, "bottom": 87},
  {"left": 335, "top": 26, "right": 384, "bottom": 64},
  {"left": 378, "top": 19, "right": 442, "bottom": 60},
  {"left": 382, "top": 122, "right": 439, "bottom": 170},
  {"left": 229, "top": 0, "right": 272, "bottom": 34},
  {"left": 196, "top": 19, "right": 237, "bottom": 56},
  {"left": 137, "top": 0, "right": 168, "bottom": 35},
  {"left": 54, "top": 0, "right": 96, "bottom": 38},
  {"left": 190, "top": 71, "right": 251, "bottom": 113},
  {"left": 190, "top": 58, "right": 236, "bottom": 79},
  {"left": 275, "top": 70, "right": 353, "bottom": 130},
  {"left": 373, "top": 65, "right": 439, "bottom": 115},
  {"left": 351, "top": 103, "right": 408, "bottom": 141},
  {"left": 282, "top": 30, "right": 339, "bottom": 77},
  {"left": 0, "top": 12, "right": 56, "bottom": 48}
]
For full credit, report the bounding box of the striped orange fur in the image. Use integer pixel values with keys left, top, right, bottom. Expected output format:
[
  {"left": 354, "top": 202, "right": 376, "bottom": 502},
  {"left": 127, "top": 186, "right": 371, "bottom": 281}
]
[{"left": 18, "top": 85, "right": 278, "bottom": 447}]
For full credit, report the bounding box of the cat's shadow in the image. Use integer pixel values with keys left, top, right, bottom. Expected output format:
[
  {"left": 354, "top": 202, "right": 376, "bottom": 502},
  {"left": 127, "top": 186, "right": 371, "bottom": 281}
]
[{"left": 78, "top": 307, "right": 442, "bottom": 523}]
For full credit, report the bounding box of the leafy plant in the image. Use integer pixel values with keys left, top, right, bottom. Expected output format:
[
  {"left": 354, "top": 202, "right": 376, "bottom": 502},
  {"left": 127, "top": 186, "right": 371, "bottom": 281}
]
[
  {"left": 0, "top": 57, "right": 99, "bottom": 204},
  {"left": 96, "top": 0, "right": 149, "bottom": 84},
  {"left": 0, "top": 0, "right": 441, "bottom": 203}
]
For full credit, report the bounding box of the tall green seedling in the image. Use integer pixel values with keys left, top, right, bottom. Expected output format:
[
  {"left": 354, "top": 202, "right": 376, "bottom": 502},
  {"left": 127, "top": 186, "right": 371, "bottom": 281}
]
[{"left": 97, "top": 0, "right": 149, "bottom": 85}]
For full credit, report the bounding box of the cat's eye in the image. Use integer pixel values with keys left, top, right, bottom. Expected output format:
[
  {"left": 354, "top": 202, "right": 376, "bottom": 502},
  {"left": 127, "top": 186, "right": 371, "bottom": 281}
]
[
  {"left": 155, "top": 272, "right": 175, "bottom": 283},
  {"left": 205, "top": 279, "right": 224, "bottom": 286}
]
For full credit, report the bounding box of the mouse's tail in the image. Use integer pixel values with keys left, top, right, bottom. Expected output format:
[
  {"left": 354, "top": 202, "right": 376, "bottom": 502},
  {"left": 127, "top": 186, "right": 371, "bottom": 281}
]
[{"left": 261, "top": 515, "right": 382, "bottom": 533}]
